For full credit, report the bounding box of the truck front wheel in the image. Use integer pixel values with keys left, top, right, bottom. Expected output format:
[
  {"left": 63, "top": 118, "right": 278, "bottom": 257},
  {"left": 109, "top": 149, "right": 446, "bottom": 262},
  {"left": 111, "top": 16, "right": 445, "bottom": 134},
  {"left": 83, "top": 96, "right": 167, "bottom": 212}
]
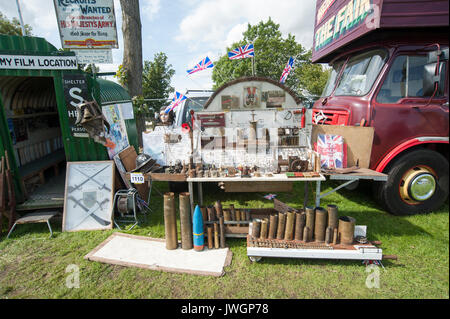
[{"left": 375, "top": 149, "right": 449, "bottom": 216}]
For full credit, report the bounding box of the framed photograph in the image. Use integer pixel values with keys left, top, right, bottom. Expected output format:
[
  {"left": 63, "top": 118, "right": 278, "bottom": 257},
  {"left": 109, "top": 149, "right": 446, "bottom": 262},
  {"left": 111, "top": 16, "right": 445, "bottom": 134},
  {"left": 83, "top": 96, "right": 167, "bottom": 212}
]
[{"left": 63, "top": 161, "right": 115, "bottom": 232}]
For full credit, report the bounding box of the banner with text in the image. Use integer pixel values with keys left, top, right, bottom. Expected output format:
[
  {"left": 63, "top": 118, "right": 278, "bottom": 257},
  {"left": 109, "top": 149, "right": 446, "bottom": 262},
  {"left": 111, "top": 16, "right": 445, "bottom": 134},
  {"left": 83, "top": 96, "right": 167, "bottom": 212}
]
[
  {"left": 63, "top": 73, "right": 91, "bottom": 138},
  {"left": 54, "top": 0, "right": 119, "bottom": 49}
]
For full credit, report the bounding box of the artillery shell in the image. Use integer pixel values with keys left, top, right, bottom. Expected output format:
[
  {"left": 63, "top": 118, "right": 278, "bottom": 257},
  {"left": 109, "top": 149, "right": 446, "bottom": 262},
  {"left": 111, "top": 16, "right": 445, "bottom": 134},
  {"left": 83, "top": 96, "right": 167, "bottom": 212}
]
[
  {"left": 338, "top": 216, "right": 356, "bottom": 245},
  {"left": 325, "top": 227, "right": 332, "bottom": 244},
  {"left": 294, "top": 212, "right": 306, "bottom": 241},
  {"left": 193, "top": 205, "right": 204, "bottom": 251},
  {"left": 229, "top": 204, "right": 236, "bottom": 221},
  {"left": 207, "top": 226, "right": 213, "bottom": 249},
  {"left": 245, "top": 210, "right": 251, "bottom": 221},
  {"left": 260, "top": 218, "right": 268, "bottom": 239},
  {"left": 333, "top": 227, "right": 338, "bottom": 244},
  {"left": 163, "top": 192, "right": 178, "bottom": 250},
  {"left": 268, "top": 214, "right": 278, "bottom": 239},
  {"left": 214, "top": 222, "right": 219, "bottom": 249},
  {"left": 200, "top": 206, "right": 208, "bottom": 232},
  {"left": 303, "top": 226, "right": 311, "bottom": 242},
  {"left": 215, "top": 200, "right": 223, "bottom": 218},
  {"left": 314, "top": 207, "right": 327, "bottom": 242},
  {"left": 305, "top": 206, "right": 315, "bottom": 237},
  {"left": 207, "top": 205, "right": 216, "bottom": 221},
  {"left": 219, "top": 216, "right": 226, "bottom": 248},
  {"left": 276, "top": 212, "right": 286, "bottom": 240},
  {"left": 327, "top": 204, "right": 339, "bottom": 230},
  {"left": 284, "top": 211, "right": 295, "bottom": 241},
  {"left": 223, "top": 209, "right": 231, "bottom": 222},
  {"left": 179, "top": 192, "right": 193, "bottom": 250},
  {"left": 252, "top": 220, "right": 261, "bottom": 238}
]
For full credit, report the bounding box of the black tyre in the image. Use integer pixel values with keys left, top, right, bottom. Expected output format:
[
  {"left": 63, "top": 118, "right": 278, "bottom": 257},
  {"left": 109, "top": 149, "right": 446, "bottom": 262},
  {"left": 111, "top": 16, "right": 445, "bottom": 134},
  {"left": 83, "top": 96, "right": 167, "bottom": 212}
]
[{"left": 374, "top": 149, "right": 448, "bottom": 215}]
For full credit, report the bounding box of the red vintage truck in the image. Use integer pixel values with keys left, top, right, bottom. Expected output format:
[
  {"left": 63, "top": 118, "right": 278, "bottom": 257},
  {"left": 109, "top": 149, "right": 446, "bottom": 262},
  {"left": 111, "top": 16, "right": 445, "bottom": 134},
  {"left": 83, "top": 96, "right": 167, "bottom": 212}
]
[{"left": 312, "top": 0, "right": 449, "bottom": 215}]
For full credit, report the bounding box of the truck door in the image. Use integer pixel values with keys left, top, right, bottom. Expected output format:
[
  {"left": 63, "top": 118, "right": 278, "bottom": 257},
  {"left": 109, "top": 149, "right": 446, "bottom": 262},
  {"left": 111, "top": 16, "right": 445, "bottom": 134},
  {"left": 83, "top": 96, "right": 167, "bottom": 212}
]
[{"left": 371, "top": 53, "right": 448, "bottom": 166}]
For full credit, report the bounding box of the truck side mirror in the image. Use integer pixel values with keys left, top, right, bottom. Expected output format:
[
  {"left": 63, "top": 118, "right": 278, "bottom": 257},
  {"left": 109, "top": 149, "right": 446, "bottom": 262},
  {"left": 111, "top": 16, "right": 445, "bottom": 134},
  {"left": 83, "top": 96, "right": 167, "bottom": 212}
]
[{"left": 423, "top": 48, "right": 448, "bottom": 97}]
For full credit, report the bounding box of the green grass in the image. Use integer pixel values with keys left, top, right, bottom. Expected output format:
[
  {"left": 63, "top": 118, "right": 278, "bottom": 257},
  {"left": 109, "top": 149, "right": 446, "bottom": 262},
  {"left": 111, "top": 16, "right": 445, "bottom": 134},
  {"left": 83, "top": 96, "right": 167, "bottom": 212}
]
[{"left": 0, "top": 180, "right": 448, "bottom": 299}]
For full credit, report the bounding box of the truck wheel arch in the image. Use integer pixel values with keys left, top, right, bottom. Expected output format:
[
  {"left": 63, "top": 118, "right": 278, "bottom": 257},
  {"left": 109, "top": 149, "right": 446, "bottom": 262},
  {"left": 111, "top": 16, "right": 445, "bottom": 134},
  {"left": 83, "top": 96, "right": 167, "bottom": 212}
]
[{"left": 375, "top": 137, "right": 449, "bottom": 173}]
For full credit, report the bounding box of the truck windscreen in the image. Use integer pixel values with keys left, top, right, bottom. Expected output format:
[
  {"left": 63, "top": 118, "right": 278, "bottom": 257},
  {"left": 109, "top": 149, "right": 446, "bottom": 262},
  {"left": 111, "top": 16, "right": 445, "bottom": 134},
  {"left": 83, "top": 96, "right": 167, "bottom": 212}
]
[
  {"left": 321, "top": 61, "right": 344, "bottom": 97},
  {"left": 334, "top": 49, "right": 387, "bottom": 97}
]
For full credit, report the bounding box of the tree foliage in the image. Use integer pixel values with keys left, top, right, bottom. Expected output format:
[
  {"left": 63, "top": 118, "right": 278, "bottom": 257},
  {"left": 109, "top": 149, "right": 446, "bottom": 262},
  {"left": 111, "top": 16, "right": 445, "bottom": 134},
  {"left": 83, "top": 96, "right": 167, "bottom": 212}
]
[
  {"left": 212, "top": 18, "right": 329, "bottom": 102},
  {"left": 0, "top": 12, "right": 32, "bottom": 36}
]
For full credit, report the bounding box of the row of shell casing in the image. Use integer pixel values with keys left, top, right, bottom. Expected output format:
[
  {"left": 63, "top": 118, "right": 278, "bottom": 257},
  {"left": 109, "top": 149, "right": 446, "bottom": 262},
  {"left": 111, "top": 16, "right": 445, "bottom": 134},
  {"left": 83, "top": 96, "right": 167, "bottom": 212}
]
[
  {"left": 164, "top": 192, "right": 194, "bottom": 250},
  {"left": 250, "top": 205, "right": 356, "bottom": 245}
]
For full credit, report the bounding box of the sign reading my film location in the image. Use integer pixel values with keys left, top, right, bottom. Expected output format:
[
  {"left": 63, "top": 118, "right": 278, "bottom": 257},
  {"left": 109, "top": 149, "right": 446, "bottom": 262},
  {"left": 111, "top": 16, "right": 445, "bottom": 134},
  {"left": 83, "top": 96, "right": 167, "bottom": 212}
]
[
  {"left": 0, "top": 54, "right": 77, "bottom": 70},
  {"left": 54, "top": 0, "right": 118, "bottom": 49},
  {"left": 63, "top": 73, "right": 91, "bottom": 138}
]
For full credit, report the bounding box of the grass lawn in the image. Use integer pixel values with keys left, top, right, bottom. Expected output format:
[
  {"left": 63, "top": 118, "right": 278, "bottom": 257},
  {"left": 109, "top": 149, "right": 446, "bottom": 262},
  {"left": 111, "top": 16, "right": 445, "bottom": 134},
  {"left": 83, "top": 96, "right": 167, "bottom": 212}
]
[{"left": 0, "top": 180, "right": 448, "bottom": 299}]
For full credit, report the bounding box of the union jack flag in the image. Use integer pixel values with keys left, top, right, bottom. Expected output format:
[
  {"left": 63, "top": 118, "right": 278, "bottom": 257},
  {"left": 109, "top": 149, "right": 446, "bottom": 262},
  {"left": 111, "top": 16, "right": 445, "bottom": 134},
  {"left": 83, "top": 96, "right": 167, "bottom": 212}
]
[
  {"left": 316, "top": 134, "right": 344, "bottom": 169},
  {"left": 228, "top": 44, "right": 255, "bottom": 60},
  {"left": 165, "top": 91, "right": 187, "bottom": 114},
  {"left": 186, "top": 56, "right": 214, "bottom": 75},
  {"left": 280, "top": 57, "right": 295, "bottom": 84},
  {"left": 264, "top": 194, "right": 277, "bottom": 200}
]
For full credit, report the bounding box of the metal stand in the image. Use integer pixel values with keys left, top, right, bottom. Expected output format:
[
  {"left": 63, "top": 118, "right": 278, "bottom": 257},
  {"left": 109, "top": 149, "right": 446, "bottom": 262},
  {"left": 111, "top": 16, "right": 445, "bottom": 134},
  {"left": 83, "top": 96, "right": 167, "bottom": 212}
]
[{"left": 113, "top": 188, "right": 143, "bottom": 230}]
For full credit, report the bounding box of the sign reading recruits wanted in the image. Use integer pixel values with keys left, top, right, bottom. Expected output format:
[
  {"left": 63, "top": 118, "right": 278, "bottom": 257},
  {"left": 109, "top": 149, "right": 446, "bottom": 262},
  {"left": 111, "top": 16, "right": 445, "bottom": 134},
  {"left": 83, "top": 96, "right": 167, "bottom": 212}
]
[
  {"left": 63, "top": 74, "right": 91, "bottom": 138},
  {"left": 54, "top": 0, "right": 119, "bottom": 49}
]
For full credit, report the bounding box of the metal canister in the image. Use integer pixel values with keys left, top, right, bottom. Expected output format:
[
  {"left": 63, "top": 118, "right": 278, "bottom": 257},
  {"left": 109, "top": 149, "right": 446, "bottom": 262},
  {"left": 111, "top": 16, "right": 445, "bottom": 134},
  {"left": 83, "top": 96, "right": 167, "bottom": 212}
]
[
  {"left": 327, "top": 204, "right": 339, "bottom": 230},
  {"left": 333, "top": 227, "right": 338, "bottom": 244},
  {"left": 179, "top": 192, "right": 193, "bottom": 250},
  {"left": 207, "top": 205, "right": 216, "bottom": 221},
  {"left": 276, "top": 212, "right": 286, "bottom": 240},
  {"left": 325, "top": 227, "right": 332, "bottom": 244},
  {"left": 207, "top": 226, "right": 213, "bottom": 249},
  {"left": 284, "top": 211, "right": 295, "bottom": 241},
  {"left": 303, "top": 226, "right": 311, "bottom": 242},
  {"left": 214, "top": 222, "right": 219, "bottom": 249},
  {"left": 252, "top": 220, "right": 261, "bottom": 238},
  {"left": 268, "top": 214, "right": 278, "bottom": 239},
  {"left": 314, "top": 207, "right": 327, "bottom": 242},
  {"left": 163, "top": 192, "right": 178, "bottom": 250},
  {"left": 219, "top": 216, "right": 225, "bottom": 248},
  {"left": 215, "top": 200, "right": 223, "bottom": 218},
  {"left": 294, "top": 212, "right": 306, "bottom": 241},
  {"left": 338, "top": 216, "right": 356, "bottom": 245},
  {"left": 305, "top": 206, "right": 315, "bottom": 237},
  {"left": 260, "top": 218, "right": 268, "bottom": 239}
]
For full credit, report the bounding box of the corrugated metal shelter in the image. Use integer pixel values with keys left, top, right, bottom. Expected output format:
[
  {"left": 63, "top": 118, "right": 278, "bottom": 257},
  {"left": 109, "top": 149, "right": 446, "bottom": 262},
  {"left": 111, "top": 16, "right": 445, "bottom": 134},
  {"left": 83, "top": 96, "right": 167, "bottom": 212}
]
[{"left": 0, "top": 35, "right": 137, "bottom": 206}]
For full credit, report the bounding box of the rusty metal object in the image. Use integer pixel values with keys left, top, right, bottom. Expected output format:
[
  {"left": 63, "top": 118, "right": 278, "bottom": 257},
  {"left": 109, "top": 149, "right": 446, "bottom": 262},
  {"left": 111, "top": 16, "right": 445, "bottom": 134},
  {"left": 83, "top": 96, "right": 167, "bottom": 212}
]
[
  {"left": 245, "top": 210, "right": 251, "bottom": 221},
  {"left": 338, "top": 216, "right": 356, "bottom": 245},
  {"left": 214, "top": 222, "right": 219, "bottom": 249},
  {"left": 327, "top": 205, "right": 339, "bottom": 230},
  {"left": 214, "top": 200, "right": 223, "bottom": 218},
  {"left": 314, "top": 207, "right": 327, "bottom": 242},
  {"left": 325, "top": 227, "right": 333, "bottom": 244},
  {"left": 219, "top": 216, "right": 225, "bottom": 248},
  {"left": 305, "top": 206, "right": 315, "bottom": 236},
  {"left": 207, "top": 226, "right": 213, "bottom": 249},
  {"left": 179, "top": 192, "right": 193, "bottom": 250},
  {"left": 276, "top": 212, "right": 286, "bottom": 240},
  {"left": 200, "top": 206, "right": 208, "bottom": 232},
  {"left": 303, "top": 226, "right": 311, "bottom": 242},
  {"left": 333, "top": 227, "right": 338, "bottom": 244},
  {"left": 252, "top": 220, "right": 261, "bottom": 238},
  {"left": 260, "top": 218, "right": 268, "bottom": 239},
  {"left": 163, "top": 192, "right": 178, "bottom": 250},
  {"left": 294, "top": 212, "right": 306, "bottom": 241},
  {"left": 229, "top": 204, "right": 236, "bottom": 221},
  {"left": 207, "top": 205, "right": 216, "bottom": 221},
  {"left": 268, "top": 214, "right": 278, "bottom": 239},
  {"left": 223, "top": 208, "right": 231, "bottom": 222},
  {"left": 284, "top": 211, "right": 295, "bottom": 241}
]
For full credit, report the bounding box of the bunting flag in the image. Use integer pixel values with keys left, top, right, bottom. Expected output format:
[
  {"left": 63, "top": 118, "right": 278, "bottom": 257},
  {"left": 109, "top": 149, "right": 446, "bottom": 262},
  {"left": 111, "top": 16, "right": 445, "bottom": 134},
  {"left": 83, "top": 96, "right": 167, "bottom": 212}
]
[
  {"left": 280, "top": 57, "right": 295, "bottom": 84},
  {"left": 228, "top": 43, "right": 255, "bottom": 60},
  {"left": 264, "top": 194, "right": 277, "bottom": 200},
  {"left": 165, "top": 91, "right": 187, "bottom": 114},
  {"left": 187, "top": 56, "right": 214, "bottom": 75}
]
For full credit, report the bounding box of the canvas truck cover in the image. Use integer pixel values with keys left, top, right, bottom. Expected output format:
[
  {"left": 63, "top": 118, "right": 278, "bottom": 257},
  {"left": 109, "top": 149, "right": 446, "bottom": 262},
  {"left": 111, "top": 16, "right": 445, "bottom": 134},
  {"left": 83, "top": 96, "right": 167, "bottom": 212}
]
[{"left": 312, "top": 0, "right": 449, "bottom": 63}]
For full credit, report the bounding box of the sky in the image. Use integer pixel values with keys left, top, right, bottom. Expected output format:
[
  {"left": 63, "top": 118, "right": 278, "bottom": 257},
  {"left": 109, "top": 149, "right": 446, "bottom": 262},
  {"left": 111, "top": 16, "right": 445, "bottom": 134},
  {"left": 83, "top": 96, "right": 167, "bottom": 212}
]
[{"left": 0, "top": 0, "right": 317, "bottom": 93}]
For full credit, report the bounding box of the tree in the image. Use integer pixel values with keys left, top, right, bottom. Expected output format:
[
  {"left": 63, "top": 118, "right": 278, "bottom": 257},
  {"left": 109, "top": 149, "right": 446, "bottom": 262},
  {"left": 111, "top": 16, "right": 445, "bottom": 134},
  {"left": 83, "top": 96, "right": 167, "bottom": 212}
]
[
  {"left": 212, "top": 18, "right": 329, "bottom": 101},
  {"left": 0, "top": 12, "right": 32, "bottom": 36},
  {"left": 119, "top": 0, "right": 143, "bottom": 98}
]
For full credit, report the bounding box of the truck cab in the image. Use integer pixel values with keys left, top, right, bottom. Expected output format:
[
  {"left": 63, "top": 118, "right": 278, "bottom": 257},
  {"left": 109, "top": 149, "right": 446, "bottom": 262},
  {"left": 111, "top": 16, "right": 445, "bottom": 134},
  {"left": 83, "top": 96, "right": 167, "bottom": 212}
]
[{"left": 312, "top": 0, "right": 449, "bottom": 215}]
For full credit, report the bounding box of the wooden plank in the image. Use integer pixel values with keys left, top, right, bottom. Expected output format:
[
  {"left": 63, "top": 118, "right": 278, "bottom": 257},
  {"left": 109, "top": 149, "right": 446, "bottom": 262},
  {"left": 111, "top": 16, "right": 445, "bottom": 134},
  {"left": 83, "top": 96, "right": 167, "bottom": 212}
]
[
  {"left": 15, "top": 211, "right": 58, "bottom": 224},
  {"left": 311, "top": 124, "right": 374, "bottom": 169},
  {"left": 328, "top": 168, "right": 388, "bottom": 181}
]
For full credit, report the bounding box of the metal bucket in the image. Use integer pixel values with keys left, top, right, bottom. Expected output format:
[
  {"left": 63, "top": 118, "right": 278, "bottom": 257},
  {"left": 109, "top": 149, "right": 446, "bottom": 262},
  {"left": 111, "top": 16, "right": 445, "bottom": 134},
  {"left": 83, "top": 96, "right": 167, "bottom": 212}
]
[{"left": 338, "top": 216, "right": 356, "bottom": 245}]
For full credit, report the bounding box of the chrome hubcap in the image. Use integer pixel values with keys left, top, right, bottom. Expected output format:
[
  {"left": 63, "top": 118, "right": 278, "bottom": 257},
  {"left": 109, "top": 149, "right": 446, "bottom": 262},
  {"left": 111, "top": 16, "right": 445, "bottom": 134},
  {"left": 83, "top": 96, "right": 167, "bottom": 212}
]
[{"left": 409, "top": 173, "right": 436, "bottom": 201}]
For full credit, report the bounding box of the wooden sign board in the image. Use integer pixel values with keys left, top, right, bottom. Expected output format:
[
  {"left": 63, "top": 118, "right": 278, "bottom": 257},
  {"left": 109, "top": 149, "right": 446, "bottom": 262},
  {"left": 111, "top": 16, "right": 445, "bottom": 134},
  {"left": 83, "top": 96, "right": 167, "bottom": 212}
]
[
  {"left": 311, "top": 124, "right": 374, "bottom": 169},
  {"left": 63, "top": 161, "right": 115, "bottom": 232}
]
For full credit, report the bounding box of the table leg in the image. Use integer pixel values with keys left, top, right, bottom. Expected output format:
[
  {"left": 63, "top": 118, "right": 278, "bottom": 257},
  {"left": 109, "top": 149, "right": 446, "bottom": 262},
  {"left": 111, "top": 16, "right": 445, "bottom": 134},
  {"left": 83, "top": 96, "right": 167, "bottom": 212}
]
[
  {"left": 6, "top": 222, "right": 17, "bottom": 239},
  {"left": 315, "top": 181, "right": 322, "bottom": 207},
  {"left": 303, "top": 182, "right": 309, "bottom": 209},
  {"left": 47, "top": 220, "right": 53, "bottom": 238}
]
